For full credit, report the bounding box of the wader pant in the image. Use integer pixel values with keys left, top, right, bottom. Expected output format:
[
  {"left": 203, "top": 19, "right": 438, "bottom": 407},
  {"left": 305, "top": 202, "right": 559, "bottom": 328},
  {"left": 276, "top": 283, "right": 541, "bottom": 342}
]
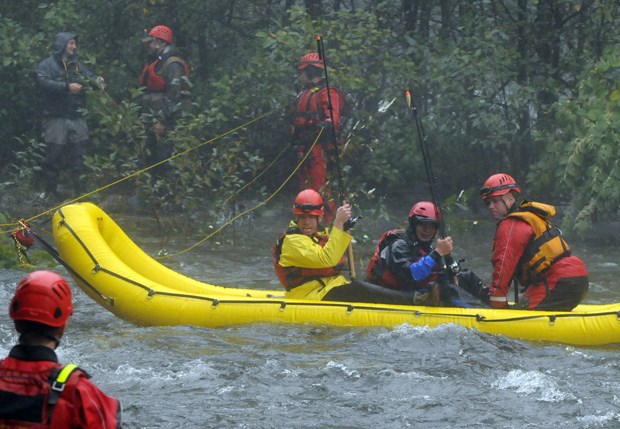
[
  {"left": 323, "top": 279, "right": 416, "bottom": 305},
  {"left": 42, "top": 117, "right": 89, "bottom": 197},
  {"left": 296, "top": 142, "right": 336, "bottom": 223},
  {"left": 529, "top": 276, "right": 589, "bottom": 311},
  {"left": 142, "top": 130, "right": 173, "bottom": 179}
]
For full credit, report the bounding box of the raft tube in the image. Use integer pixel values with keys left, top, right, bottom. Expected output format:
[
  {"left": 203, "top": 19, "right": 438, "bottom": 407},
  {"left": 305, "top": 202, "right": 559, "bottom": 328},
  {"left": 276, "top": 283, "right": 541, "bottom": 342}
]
[{"left": 51, "top": 203, "right": 620, "bottom": 346}]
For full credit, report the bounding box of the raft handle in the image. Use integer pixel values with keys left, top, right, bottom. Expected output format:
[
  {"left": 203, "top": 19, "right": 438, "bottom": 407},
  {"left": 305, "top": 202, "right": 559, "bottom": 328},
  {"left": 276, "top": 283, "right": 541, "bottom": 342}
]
[
  {"left": 211, "top": 299, "right": 219, "bottom": 309},
  {"left": 346, "top": 305, "right": 354, "bottom": 315},
  {"left": 279, "top": 302, "right": 286, "bottom": 312},
  {"left": 92, "top": 264, "right": 101, "bottom": 274},
  {"left": 548, "top": 315, "right": 556, "bottom": 325}
]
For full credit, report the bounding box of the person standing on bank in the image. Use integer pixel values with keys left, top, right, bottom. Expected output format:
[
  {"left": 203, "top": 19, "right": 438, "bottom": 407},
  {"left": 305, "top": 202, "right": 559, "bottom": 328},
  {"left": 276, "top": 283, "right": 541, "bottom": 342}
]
[
  {"left": 273, "top": 189, "right": 432, "bottom": 305},
  {"left": 291, "top": 52, "right": 346, "bottom": 222},
  {"left": 480, "top": 173, "right": 589, "bottom": 310},
  {"left": 36, "top": 32, "right": 105, "bottom": 201},
  {"left": 138, "top": 25, "right": 191, "bottom": 177},
  {"left": 0, "top": 270, "right": 122, "bottom": 427}
]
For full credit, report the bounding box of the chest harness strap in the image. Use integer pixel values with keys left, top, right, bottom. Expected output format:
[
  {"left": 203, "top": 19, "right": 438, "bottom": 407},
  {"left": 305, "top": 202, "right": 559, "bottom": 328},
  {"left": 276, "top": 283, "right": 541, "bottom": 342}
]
[{"left": 47, "top": 363, "right": 79, "bottom": 421}]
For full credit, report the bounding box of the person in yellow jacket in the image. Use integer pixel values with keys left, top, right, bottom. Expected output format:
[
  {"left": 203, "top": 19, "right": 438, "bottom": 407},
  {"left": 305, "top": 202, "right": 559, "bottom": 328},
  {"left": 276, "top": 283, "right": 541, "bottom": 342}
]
[{"left": 273, "top": 189, "right": 436, "bottom": 305}]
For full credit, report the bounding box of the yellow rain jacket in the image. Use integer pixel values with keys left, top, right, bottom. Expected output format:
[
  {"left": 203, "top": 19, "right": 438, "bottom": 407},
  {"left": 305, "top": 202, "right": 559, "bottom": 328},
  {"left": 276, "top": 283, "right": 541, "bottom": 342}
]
[{"left": 275, "top": 222, "right": 351, "bottom": 300}]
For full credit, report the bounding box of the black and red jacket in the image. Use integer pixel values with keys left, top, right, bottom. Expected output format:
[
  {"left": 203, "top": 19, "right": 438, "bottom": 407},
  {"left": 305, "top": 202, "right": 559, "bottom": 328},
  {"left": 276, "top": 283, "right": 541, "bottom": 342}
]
[
  {"left": 292, "top": 83, "right": 345, "bottom": 140},
  {"left": 0, "top": 345, "right": 122, "bottom": 428},
  {"left": 366, "top": 229, "right": 439, "bottom": 291}
]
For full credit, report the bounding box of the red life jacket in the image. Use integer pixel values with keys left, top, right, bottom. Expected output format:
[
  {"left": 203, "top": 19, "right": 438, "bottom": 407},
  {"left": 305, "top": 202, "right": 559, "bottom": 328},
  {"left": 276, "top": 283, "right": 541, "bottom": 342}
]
[
  {"left": 273, "top": 226, "right": 346, "bottom": 290},
  {"left": 366, "top": 229, "right": 409, "bottom": 289},
  {"left": 0, "top": 361, "right": 80, "bottom": 428},
  {"left": 139, "top": 55, "right": 190, "bottom": 93},
  {"left": 366, "top": 229, "right": 438, "bottom": 290},
  {"left": 293, "top": 84, "right": 346, "bottom": 131}
]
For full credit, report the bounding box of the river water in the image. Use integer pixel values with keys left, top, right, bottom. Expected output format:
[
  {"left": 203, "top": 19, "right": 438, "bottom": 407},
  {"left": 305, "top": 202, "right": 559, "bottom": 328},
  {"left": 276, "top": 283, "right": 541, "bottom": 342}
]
[{"left": 0, "top": 203, "right": 618, "bottom": 428}]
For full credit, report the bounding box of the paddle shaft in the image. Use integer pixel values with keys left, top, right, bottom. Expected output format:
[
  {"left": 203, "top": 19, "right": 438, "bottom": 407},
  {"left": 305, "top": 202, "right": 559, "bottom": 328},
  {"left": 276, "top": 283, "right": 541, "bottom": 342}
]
[
  {"left": 405, "top": 90, "right": 458, "bottom": 280},
  {"left": 316, "top": 35, "right": 356, "bottom": 279}
]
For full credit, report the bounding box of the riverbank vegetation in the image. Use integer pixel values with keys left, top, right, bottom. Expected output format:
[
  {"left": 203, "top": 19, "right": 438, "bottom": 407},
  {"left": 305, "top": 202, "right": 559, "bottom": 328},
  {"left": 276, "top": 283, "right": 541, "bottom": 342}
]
[{"left": 1, "top": 1, "right": 618, "bottom": 240}]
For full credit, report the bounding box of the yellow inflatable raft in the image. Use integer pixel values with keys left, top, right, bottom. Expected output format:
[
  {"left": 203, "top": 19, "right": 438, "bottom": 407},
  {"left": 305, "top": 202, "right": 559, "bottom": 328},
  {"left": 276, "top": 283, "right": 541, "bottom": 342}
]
[{"left": 51, "top": 202, "right": 620, "bottom": 346}]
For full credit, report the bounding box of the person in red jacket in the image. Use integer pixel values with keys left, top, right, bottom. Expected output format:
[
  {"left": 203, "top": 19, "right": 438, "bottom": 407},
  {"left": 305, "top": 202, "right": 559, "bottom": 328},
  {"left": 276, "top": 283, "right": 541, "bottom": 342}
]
[
  {"left": 0, "top": 270, "right": 122, "bottom": 428},
  {"left": 291, "top": 52, "right": 346, "bottom": 222},
  {"left": 480, "top": 173, "right": 589, "bottom": 310}
]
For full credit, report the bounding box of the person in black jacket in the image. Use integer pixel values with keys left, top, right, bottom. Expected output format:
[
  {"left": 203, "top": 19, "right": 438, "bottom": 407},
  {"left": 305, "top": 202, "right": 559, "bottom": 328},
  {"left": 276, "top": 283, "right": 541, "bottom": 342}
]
[
  {"left": 35, "top": 32, "right": 104, "bottom": 201},
  {"left": 365, "top": 201, "right": 450, "bottom": 304},
  {"left": 366, "top": 201, "right": 488, "bottom": 307}
]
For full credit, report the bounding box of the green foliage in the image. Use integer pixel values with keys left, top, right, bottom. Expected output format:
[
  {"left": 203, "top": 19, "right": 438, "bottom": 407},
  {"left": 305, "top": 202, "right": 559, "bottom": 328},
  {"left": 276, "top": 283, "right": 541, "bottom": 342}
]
[
  {"left": 531, "top": 43, "right": 620, "bottom": 233},
  {"left": 1, "top": 0, "right": 619, "bottom": 236},
  {"left": 0, "top": 236, "right": 58, "bottom": 270},
  {"left": 0, "top": 17, "right": 46, "bottom": 169},
  {"left": 82, "top": 90, "right": 145, "bottom": 193}
]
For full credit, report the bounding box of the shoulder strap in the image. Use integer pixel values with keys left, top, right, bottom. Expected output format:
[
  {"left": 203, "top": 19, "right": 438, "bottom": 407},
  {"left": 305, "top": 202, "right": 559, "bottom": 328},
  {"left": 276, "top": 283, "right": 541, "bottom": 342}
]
[
  {"left": 47, "top": 363, "right": 81, "bottom": 422},
  {"left": 512, "top": 200, "right": 555, "bottom": 220},
  {"left": 53, "top": 363, "right": 79, "bottom": 386},
  {"left": 381, "top": 229, "right": 407, "bottom": 248},
  {"left": 162, "top": 55, "right": 187, "bottom": 71}
]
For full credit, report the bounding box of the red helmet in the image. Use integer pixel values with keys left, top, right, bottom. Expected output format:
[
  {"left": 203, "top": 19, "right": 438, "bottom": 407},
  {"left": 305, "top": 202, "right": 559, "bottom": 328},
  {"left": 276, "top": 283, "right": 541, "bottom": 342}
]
[
  {"left": 480, "top": 173, "right": 521, "bottom": 200},
  {"left": 297, "top": 52, "right": 324, "bottom": 70},
  {"left": 145, "top": 25, "right": 173, "bottom": 44},
  {"left": 408, "top": 201, "right": 441, "bottom": 225},
  {"left": 293, "top": 189, "right": 324, "bottom": 216},
  {"left": 10, "top": 271, "right": 73, "bottom": 328}
]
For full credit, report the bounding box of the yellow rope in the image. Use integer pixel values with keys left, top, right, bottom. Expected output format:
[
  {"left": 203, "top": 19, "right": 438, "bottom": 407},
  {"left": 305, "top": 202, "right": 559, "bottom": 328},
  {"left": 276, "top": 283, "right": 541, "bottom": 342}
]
[
  {"left": 0, "top": 110, "right": 276, "bottom": 234},
  {"left": 158, "top": 127, "right": 323, "bottom": 259},
  {"left": 221, "top": 141, "right": 292, "bottom": 207},
  {"left": 2, "top": 114, "right": 327, "bottom": 265}
]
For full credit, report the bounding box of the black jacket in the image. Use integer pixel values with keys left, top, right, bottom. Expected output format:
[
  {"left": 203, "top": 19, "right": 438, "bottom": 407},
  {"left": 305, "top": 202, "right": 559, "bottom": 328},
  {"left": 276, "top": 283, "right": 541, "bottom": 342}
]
[
  {"left": 35, "top": 32, "right": 96, "bottom": 118},
  {"left": 383, "top": 230, "right": 434, "bottom": 290}
]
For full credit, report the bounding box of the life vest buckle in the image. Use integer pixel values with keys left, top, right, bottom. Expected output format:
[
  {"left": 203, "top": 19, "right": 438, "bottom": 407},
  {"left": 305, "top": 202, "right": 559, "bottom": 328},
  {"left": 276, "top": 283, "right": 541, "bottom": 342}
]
[{"left": 51, "top": 380, "right": 66, "bottom": 393}]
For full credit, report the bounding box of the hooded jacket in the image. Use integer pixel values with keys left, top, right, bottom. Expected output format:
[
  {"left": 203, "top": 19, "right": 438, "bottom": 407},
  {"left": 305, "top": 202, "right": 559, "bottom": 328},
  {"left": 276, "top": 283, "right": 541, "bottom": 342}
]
[{"left": 35, "top": 32, "right": 96, "bottom": 118}]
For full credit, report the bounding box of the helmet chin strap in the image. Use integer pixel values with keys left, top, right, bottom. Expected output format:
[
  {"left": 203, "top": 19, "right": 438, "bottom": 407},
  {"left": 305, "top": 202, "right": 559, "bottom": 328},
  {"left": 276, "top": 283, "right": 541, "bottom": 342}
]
[
  {"left": 495, "top": 194, "right": 518, "bottom": 220},
  {"left": 153, "top": 42, "right": 169, "bottom": 58}
]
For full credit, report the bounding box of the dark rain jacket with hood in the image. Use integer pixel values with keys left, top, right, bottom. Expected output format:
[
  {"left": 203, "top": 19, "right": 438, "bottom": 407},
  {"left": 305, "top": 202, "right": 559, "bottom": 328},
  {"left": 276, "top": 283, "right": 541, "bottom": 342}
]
[{"left": 35, "top": 32, "right": 97, "bottom": 118}]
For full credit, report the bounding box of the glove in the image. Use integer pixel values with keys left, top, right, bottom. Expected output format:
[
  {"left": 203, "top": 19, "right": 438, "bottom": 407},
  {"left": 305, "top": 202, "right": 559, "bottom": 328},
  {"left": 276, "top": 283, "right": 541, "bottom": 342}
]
[
  {"left": 343, "top": 216, "right": 361, "bottom": 231},
  {"left": 480, "top": 287, "right": 490, "bottom": 304}
]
